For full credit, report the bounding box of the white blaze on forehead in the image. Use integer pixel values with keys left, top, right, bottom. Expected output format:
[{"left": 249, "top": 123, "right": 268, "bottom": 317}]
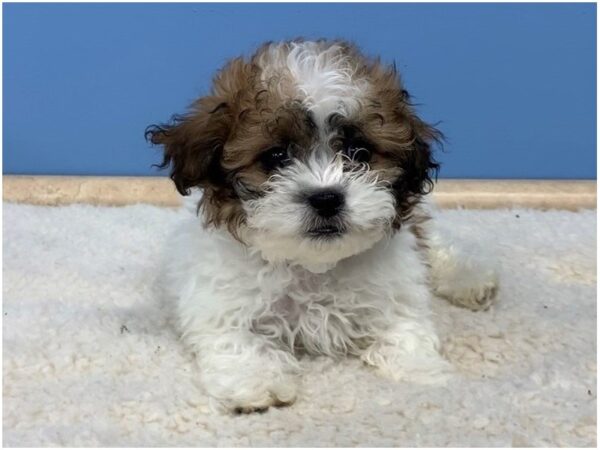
[{"left": 259, "top": 41, "right": 369, "bottom": 127}]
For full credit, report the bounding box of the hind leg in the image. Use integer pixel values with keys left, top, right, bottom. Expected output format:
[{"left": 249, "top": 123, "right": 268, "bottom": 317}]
[
  {"left": 415, "top": 203, "right": 499, "bottom": 311},
  {"left": 427, "top": 234, "right": 498, "bottom": 311}
]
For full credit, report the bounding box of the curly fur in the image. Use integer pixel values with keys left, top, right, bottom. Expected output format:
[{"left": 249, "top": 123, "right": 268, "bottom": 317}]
[{"left": 148, "top": 39, "right": 498, "bottom": 413}]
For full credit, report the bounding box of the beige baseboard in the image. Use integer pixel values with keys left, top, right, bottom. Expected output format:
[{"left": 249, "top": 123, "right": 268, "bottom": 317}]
[{"left": 2, "top": 175, "right": 596, "bottom": 210}]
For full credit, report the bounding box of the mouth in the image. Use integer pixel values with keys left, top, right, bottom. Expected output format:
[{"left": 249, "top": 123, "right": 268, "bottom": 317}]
[{"left": 306, "top": 225, "right": 345, "bottom": 238}]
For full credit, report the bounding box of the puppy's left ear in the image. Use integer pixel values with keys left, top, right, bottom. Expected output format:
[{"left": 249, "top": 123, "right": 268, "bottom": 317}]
[
  {"left": 400, "top": 115, "right": 442, "bottom": 196},
  {"left": 145, "top": 97, "right": 231, "bottom": 195}
]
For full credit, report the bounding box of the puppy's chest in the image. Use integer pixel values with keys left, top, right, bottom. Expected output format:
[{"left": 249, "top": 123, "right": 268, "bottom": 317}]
[
  {"left": 254, "top": 265, "right": 391, "bottom": 354},
  {"left": 267, "top": 267, "right": 352, "bottom": 316}
]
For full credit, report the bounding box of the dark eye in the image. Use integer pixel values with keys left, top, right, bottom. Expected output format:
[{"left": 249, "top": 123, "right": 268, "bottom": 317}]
[
  {"left": 344, "top": 143, "right": 371, "bottom": 163},
  {"left": 260, "top": 146, "right": 290, "bottom": 171}
]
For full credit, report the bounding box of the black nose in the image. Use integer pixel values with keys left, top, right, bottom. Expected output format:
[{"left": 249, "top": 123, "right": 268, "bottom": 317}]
[{"left": 307, "top": 190, "right": 345, "bottom": 218}]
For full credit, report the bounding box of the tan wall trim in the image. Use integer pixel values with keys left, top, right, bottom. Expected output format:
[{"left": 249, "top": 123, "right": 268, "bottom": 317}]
[
  {"left": 3, "top": 176, "right": 181, "bottom": 207},
  {"left": 3, "top": 175, "right": 596, "bottom": 210},
  {"left": 433, "top": 179, "right": 596, "bottom": 210}
]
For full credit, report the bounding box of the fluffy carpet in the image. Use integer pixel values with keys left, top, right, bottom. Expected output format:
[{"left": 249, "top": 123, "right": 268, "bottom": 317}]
[{"left": 3, "top": 202, "right": 597, "bottom": 447}]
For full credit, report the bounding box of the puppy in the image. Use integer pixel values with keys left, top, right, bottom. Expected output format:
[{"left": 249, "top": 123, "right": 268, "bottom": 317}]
[{"left": 147, "top": 39, "right": 498, "bottom": 413}]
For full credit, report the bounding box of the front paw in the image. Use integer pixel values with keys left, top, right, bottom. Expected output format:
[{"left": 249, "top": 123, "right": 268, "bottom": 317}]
[
  {"left": 202, "top": 368, "right": 298, "bottom": 414},
  {"left": 228, "top": 380, "right": 298, "bottom": 414}
]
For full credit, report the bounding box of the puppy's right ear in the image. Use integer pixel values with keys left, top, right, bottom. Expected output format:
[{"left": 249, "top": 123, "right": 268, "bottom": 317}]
[{"left": 145, "top": 97, "right": 231, "bottom": 195}]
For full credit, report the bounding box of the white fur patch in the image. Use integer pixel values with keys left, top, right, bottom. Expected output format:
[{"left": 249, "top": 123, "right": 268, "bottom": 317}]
[{"left": 258, "top": 41, "right": 369, "bottom": 127}]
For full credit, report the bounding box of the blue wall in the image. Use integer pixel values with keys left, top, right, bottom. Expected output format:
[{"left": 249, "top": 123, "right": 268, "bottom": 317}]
[{"left": 4, "top": 3, "right": 596, "bottom": 179}]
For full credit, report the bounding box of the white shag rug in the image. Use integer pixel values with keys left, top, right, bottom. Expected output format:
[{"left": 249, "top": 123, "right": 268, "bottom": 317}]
[{"left": 3, "top": 202, "right": 597, "bottom": 447}]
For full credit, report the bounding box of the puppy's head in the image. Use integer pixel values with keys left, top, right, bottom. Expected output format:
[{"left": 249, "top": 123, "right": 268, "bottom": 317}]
[{"left": 147, "top": 40, "right": 440, "bottom": 269}]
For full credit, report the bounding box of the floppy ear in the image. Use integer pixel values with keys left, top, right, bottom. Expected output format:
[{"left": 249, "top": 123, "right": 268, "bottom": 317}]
[
  {"left": 394, "top": 112, "right": 442, "bottom": 197},
  {"left": 145, "top": 98, "right": 231, "bottom": 195}
]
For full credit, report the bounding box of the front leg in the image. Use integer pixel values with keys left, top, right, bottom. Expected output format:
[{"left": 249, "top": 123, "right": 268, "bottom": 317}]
[
  {"left": 190, "top": 328, "right": 300, "bottom": 413},
  {"left": 346, "top": 225, "right": 454, "bottom": 384},
  {"left": 164, "top": 221, "right": 301, "bottom": 413}
]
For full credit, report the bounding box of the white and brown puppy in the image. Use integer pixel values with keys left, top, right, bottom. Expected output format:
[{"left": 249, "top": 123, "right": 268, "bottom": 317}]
[{"left": 147, "top": 40, "right": 498, "bottom": 413}]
